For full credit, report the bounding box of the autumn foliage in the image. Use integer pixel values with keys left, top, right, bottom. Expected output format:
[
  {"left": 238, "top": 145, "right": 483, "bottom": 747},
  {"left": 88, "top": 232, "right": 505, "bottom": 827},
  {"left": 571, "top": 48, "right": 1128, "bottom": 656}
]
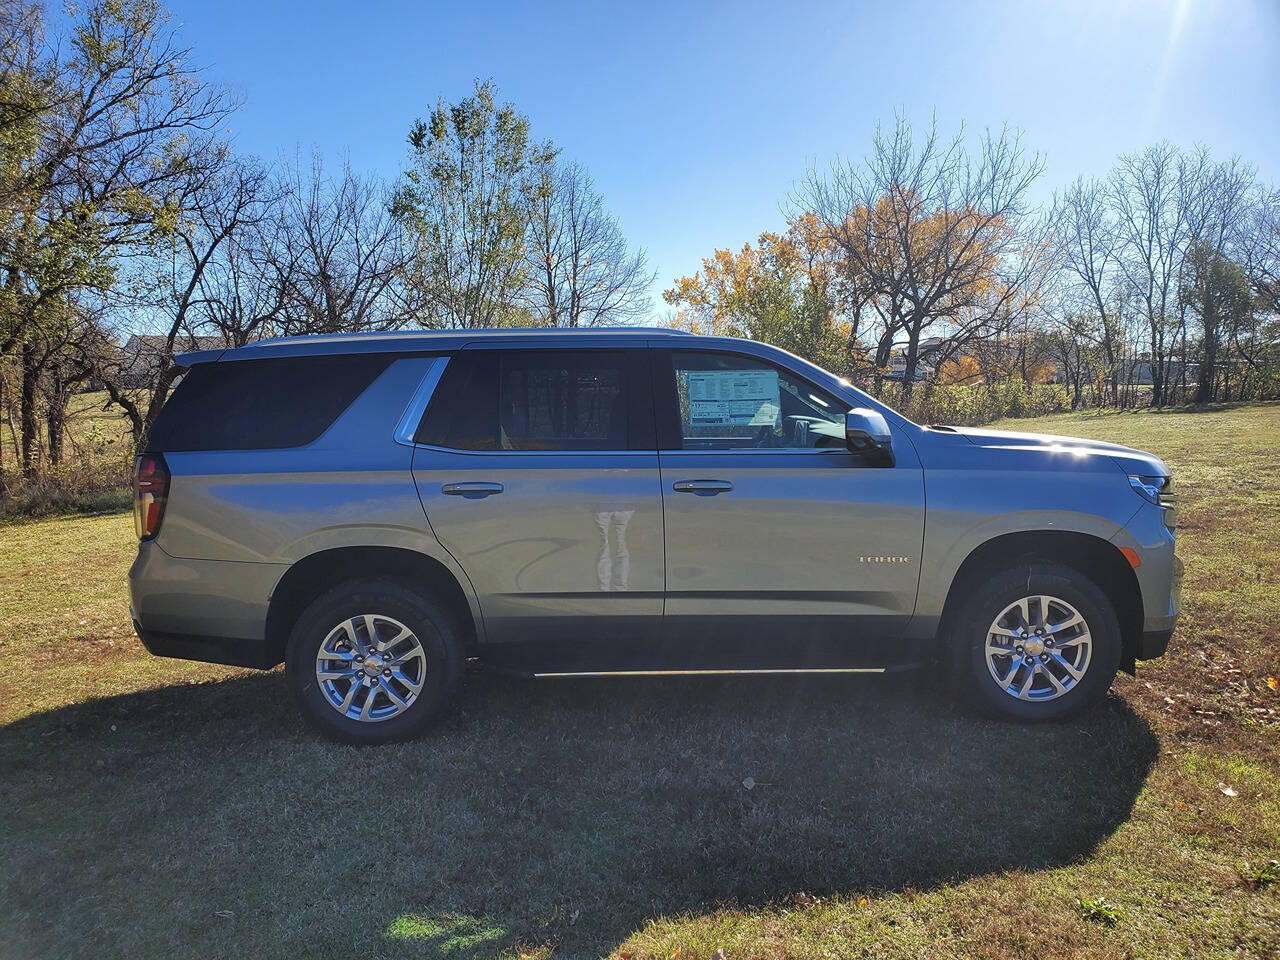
[{"left": 662, "top": 213, "right": 855, "bottom": 372}]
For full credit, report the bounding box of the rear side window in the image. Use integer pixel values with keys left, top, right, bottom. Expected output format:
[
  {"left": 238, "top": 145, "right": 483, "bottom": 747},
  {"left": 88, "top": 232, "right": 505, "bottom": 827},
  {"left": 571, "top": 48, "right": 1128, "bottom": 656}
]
[
  {"left": 417, "top": 350, "right": 646, "bottom": 451},
  {"left": 146, "top": 355, "right": 392, "bottom": 452}
]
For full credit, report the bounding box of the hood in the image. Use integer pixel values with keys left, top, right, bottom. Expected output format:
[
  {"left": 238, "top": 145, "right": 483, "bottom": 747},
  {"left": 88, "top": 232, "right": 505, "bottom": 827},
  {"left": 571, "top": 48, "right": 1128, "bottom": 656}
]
[{"left": 945, "top": 425, "right": 1170, "bottom": 477}]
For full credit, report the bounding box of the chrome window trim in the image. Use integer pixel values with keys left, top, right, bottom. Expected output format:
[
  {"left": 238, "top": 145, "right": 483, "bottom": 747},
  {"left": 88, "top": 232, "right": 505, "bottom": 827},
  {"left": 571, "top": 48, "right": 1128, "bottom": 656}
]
[
  {"left": 413, "top": 444, "right": 654, "bottom": 457},
  {"left": 411, "top": 445, "right": 850, "bottom": 459},
  {"left": 393, "top": 356, "right": 451, "bottom": 447},
  {"left": 657, "top": 447, "right": 852, "bottom": 456}
]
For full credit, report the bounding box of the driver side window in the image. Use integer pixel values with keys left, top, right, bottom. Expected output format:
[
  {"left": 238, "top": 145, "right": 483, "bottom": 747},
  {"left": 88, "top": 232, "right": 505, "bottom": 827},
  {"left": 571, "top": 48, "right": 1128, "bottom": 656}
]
[{"left": 668, "top": 351, "right": 847, "bottom": 450}]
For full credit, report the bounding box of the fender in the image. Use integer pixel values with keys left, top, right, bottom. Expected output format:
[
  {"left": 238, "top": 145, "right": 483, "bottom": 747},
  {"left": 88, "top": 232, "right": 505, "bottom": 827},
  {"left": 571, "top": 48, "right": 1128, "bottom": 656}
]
[{"left": 908, "top": 446, "right": 1141, "bottom": 639}]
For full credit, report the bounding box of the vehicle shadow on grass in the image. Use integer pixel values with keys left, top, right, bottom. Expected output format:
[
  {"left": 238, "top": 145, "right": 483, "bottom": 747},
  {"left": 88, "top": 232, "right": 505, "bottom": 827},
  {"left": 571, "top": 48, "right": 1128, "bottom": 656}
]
[{"left": 0, "top": 668, "right": 1158, "bottom": 960}]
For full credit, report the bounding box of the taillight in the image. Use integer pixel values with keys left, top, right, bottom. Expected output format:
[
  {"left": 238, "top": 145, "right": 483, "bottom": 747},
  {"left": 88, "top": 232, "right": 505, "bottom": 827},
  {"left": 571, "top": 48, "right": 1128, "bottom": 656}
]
[{"left": 134, "top": 453, "right": 170, "bottom": 540}]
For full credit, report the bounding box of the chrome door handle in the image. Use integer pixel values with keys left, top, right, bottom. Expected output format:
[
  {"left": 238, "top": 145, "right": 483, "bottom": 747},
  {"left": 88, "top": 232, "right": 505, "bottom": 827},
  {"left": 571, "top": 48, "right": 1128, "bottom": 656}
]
[
  {"left": 442, "top": 482, "right": 504, "bottom": 498},
  {"left": 672, "top": 479, "right": 733, "bottom": 495}
]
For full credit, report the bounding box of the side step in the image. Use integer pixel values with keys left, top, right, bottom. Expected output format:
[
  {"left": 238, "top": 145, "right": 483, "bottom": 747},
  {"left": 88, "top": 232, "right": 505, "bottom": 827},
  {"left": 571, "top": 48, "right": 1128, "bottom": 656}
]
[
  {"left": 533, "top": 666, "right": 888, "bottom": 678},
  {"left": 481, "top": 635, "right": 928, "bottom": 678}
]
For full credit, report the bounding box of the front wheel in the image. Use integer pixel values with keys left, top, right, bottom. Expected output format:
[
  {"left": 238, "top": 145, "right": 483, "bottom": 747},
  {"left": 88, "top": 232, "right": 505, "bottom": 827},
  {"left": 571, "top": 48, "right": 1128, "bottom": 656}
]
[
  {"left": 952, "top": 562, "right": 1121, "bottom": 721},
  {"left": 285, "top": 579, "right": 463, "bottom": 744}
]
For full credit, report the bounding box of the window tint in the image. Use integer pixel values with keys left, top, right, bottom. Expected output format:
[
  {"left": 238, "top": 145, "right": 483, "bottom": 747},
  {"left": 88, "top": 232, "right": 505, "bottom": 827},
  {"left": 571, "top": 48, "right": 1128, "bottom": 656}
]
[
  {"left": 146, "top": 354, "right": 392, "bottom": 452},
  {"left": 417, "top": 350, "right": 634, "bottom": 451},
  {"left": 667, "top": 351, "right": 846, "bottom": 450},
  {"left": 414, "top": 352, "right": 498, "bottom": 450}
]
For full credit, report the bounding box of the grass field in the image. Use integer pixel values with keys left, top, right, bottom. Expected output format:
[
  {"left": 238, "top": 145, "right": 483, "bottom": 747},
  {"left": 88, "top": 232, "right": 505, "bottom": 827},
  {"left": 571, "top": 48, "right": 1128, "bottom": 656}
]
[
  {"left": 1, "top": 390, "right": 134, "bottom": 519},
  {"left": 0, "top": 389, "right": 136, "bottom": 464},
  {"left": 1, "top": 403, "right": 1277, "bottom": 959}
]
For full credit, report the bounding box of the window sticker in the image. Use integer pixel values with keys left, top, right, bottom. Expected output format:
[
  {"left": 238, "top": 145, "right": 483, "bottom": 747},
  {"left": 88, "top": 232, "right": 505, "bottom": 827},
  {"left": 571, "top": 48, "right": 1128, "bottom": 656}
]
[{"left": 686, "top": 368, "right": 780, "bottom": 427}]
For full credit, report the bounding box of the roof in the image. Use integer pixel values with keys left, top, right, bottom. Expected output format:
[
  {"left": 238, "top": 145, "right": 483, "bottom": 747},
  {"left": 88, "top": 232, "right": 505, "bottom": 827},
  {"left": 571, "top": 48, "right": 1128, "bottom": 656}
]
[
  {"left": 177, "top": 326, "right": 695, "bottom": 366},
  {"left": 167, "top": 326, "right": 897, "bottom": 426}
]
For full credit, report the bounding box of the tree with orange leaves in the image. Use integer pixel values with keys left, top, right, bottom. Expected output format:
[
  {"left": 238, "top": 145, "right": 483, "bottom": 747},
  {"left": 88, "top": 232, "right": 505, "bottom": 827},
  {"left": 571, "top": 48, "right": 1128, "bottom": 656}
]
[
  {"left": 662, "top": 214, "right": 860, "bottom": 373},
  {"left": 800, "top": 117, "right": 1050, "bottom": 401}
]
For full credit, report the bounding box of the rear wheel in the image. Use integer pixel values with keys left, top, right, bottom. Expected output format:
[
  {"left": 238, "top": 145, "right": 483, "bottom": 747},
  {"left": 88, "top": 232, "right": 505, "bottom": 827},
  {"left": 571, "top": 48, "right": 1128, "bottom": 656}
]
[
  {"left": 285, "top": 578, "right": 462, "bottom": 744},
  {"left": 952, "top": 561, "right": 1121, "bottom": 721}
]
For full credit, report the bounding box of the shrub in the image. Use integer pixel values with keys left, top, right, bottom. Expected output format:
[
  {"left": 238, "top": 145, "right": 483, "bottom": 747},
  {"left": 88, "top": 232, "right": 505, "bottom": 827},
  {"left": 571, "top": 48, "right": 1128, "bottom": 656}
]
[
  {"left": 874, "top": 379, "right": 1071, "bottom": 425},
  {"left": 0, "top": 455, "right": 132, "bottom": 521}
]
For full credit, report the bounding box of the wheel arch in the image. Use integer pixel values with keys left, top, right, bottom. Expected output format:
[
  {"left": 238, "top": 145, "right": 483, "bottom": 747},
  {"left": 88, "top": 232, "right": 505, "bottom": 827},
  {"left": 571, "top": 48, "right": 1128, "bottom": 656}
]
[
  {"left": 938, "top": 530, "right": 1143, "bottom": 670},
  {"left": 266, "top": 546, "right": 480, "bottom": 665}
]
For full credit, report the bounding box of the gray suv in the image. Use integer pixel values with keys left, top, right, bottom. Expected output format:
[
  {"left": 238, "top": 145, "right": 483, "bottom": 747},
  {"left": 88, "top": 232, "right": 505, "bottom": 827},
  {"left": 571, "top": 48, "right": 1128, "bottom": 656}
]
[{"left": 129, "top": 328, "right": 1180, "bottom": 742}]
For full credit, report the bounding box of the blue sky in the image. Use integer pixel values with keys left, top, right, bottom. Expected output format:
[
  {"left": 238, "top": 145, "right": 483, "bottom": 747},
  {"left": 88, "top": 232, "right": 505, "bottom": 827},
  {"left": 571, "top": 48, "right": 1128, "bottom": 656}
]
[{"left": 167, "top": 0, "right": 1279, "bottom": 315}]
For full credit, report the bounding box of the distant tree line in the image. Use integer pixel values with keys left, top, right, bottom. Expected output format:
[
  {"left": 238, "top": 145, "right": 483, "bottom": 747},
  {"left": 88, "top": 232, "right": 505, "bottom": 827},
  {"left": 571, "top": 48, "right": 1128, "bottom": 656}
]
[
  {"left": 0, "top": 0, "right": 652, "bottom": 488},
  {"left": 666, "top": 120, "right": 1280, "bottom": 422}
]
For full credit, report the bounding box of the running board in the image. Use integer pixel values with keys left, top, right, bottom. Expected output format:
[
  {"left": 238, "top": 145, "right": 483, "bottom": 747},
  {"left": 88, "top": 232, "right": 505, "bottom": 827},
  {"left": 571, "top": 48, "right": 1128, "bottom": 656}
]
[{"left": 533, "top": 666, "right": 887, "bottom": 678}]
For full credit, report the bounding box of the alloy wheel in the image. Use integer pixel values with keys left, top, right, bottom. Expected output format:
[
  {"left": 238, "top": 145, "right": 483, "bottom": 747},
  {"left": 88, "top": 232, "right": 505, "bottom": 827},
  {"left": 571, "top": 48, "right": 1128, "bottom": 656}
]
[
  {"left": 314, "top": 614, "right": 427, "bottom": 722},
  {"left": 984, "top": 594, "right": 1092, "bottom": 702}
]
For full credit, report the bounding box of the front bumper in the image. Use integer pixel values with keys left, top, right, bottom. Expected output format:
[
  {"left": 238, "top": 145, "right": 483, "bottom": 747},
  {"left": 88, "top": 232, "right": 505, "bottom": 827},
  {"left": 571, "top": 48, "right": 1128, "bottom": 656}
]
[
  {"left": 1112, "top": 499, "right": 1181, "bottom": 659},
  {"left": 1137, "top": 627, "right": 1174, "bottom": 661}
]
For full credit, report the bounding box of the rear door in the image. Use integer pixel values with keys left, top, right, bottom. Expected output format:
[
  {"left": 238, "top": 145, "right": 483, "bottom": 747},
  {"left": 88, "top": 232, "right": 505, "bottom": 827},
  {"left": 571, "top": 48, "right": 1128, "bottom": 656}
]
[
  {"left": 652, "top": 346, "right": 926, "bottom": 666},
  {"left": 410, "top": 347, "right": 663, "bottom": 666}
]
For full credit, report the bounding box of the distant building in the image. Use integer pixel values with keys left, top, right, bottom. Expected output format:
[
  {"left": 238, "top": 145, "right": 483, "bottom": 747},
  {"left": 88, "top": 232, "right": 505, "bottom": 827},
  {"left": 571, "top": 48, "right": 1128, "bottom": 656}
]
[{"left": 886, "top": 336, "right": 942, "bottom": 381}]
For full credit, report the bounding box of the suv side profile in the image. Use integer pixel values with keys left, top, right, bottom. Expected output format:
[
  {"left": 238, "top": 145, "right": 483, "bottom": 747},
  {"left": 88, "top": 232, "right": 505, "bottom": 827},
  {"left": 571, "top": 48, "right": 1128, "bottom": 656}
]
[{"left": 129, "top": 328, "right": 1180, "bottom": 743}]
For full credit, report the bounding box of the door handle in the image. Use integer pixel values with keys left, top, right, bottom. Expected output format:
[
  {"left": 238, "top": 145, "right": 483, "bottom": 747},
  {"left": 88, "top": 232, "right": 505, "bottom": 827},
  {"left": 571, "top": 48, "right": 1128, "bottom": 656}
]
[
  {"left": 442, "top": 481, "right": 504, "bottom": 498},
  {"left": 672, "top": 479, "right": 733, "bottom": 496}
]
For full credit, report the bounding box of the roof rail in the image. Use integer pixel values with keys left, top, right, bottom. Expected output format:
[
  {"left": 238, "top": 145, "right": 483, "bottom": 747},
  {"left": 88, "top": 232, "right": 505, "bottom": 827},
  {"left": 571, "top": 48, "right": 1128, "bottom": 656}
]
[
  {"left": 453, "top": 325, "right": 693, "bottom": 336},
  {"left": 239, "top": 325, "right": 693, "bottom": 349}
]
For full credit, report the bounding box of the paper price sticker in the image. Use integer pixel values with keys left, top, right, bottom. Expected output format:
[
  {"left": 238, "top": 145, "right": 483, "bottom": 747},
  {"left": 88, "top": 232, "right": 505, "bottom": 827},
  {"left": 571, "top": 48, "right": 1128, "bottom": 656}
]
[{"left": 686, "top": 369, "right": 780, "bottom": 426}]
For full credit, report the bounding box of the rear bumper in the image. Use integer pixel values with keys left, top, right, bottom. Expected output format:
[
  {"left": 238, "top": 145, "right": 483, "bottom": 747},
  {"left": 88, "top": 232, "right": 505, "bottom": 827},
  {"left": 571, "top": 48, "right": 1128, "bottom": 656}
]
[
  {"left": 133, "top": 621, "right": 281, "bottom": 669},
  {"left": 129, "top": 540, "right": 286, "bottom": 668}
]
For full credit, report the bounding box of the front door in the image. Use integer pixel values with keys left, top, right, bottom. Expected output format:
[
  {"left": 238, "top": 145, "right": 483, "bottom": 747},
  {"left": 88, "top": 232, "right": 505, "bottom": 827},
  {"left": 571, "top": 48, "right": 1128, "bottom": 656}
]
[
  {"left": 653, "top": 347, "right": 926, "bottom": 667},
  {"left": 411, "top": 347, "right": 663, "bottom": 666}
]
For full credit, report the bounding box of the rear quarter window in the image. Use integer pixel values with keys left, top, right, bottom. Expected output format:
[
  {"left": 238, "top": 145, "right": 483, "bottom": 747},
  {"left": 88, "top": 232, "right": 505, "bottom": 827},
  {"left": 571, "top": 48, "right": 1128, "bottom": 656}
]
[{"left": 146, "top": 354, "right": 392, "bottom": 452}]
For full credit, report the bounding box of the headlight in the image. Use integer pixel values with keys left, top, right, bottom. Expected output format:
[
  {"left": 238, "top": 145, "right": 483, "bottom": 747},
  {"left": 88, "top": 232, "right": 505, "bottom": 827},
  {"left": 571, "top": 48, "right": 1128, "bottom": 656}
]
[{"left": 1128, "top": 474, "right": 1176, "bottom": 529}]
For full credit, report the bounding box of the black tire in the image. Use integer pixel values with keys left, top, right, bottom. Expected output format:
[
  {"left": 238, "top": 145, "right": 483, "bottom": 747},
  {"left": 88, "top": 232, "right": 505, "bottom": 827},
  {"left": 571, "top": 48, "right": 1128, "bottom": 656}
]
[
  {"left": 285, "top": 578, "right": 463, "bottom": 744},
  {"left": 951, "top": 561, "right": 1121, "bottom": 722}
]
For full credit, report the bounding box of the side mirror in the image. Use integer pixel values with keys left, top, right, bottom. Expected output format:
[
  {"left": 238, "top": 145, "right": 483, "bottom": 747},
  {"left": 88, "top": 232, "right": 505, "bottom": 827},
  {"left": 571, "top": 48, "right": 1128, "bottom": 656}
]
[{"left": 845, "top": 408, "right": 895, "bottom": 466}]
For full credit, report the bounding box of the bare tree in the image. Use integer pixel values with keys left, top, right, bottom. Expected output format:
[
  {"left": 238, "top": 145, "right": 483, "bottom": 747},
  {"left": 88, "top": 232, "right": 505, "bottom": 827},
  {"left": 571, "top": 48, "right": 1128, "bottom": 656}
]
[
  {"left": 1228, "top": 189, "right": 1280, "bottom": 399},
  {"left": 277, "top": 155, "right": 410, "bottom": 334},
  {"left": 194, "top": 183, "right": 294, "bottom": 347},
  {"left": 1243, "top": 189, "right": 1280, "bottom": 315},
  {"left": 524, "top": 158, "right": 653, "bottom": 327},
  {"left": 1052, "top": 177, "right": 1128, "bottom": 404},
  {"left": 1044, "top": 310, "right": 1097, "bottom": 409},
  {"left": 801, "top": 117, "right": 1046, "bottom": 402},
  {"left": 1178, "top": 156, "right": 1257, "bottom": 403},
  {"left": 96, "top": 155, "right": 266, "bottom": 443},
  {"left": 1108, "top": 144, "right": 1207, "bottom": 406}
]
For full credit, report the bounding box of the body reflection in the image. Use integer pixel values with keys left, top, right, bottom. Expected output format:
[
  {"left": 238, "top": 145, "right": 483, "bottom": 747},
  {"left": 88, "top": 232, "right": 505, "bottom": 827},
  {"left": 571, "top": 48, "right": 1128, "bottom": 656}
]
[{"left": 594, "top": 507, "right": 635, "bottom": 591}]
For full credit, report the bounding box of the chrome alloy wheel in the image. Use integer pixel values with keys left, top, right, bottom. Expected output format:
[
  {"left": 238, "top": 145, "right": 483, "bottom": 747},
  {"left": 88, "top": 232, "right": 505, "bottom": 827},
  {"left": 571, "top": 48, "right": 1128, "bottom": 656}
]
[
  {"left": 984, "top": 595, "right": 1092, "bottom": 702},
  {"left": 315, "top": 614, "right": 426, "bottom": 722}
]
